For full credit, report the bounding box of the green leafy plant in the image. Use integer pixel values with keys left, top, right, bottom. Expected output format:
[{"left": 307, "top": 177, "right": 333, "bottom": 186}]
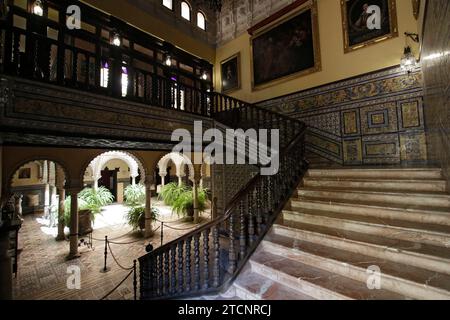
[
  {"left": 78, "top": 187, "right": 114, "bottom": 214},
  {"left": 126, "top": 206, "right": 159, "bottom": 231},
  {"left": 171, "top": 187, "right": 207, "bottom": 217},
  {"left": 63, "top": 187, "right": 114, "bottom": 226},
  {"left": 158, "top": 182, "right": 187, "bottom": 206},
  {"left": 124, "top": 184, "right": 146, "bottom": 207}
]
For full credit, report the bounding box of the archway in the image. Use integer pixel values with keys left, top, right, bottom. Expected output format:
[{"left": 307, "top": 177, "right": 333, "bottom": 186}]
[{"left": 84, "top": 151, "right": 146, "bottom": 203}]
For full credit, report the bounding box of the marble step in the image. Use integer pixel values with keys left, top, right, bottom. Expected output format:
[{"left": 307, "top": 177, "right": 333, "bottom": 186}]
[
  {"left": 303, "top": 178, "right": 447, "bottom": 193},
  {"left": 249, "top": 250, "right": 407, "bottom": 300},
  {"left": 262, "top": 233, "right": 450, "bottom": 300},
  {"left": 283, "top": 210, "right": 450, "bottom": 248},
  {"left": 297, "top": 188, "right": 450, "bottom": 210},
  {"left": 307, "top": 168, "right": 442, "bottom": 180},
  {"left": 289, "top": 199, "right": 450, "bottom": 227},
  {"left": 273, "top": 223, "right": 450, "bottom": 275},
  {"left": 232, "top": 266, "right": 315, "bottom": 300}
]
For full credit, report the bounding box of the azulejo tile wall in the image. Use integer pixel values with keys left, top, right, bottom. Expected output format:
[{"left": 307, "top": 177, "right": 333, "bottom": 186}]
[{"left": 258, "top": 67, "right": 427, "bottom": 166}]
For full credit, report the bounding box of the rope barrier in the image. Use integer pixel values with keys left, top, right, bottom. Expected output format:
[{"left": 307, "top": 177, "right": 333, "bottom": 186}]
[
  {"left": 108, "top": 238, "right": 143, "bottom": 245},
  {"left": 107, "top": 241, "right": 134, "bottom": 271},
  {"left": 100, "top": 269, "right": 134, "bottom": 300},
  {"left": 161, "top": 223, "right": 199, "bottom": 231}
]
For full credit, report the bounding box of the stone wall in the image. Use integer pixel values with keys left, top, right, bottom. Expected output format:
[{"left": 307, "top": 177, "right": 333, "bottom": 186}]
[
  {"left": 258, "top": 66, "right": 427, "bottom": 166},
  {"left": 421, "top": 0, "right": 450, "bottom": 187}
]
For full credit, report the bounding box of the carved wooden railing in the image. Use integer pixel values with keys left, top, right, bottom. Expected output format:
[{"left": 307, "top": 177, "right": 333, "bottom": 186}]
[
  {"left": 139, "top": 94, "right": 308, "bottom": 299},
  {"left": 0, "top": 0, "right": 212, "bottom": 116}
]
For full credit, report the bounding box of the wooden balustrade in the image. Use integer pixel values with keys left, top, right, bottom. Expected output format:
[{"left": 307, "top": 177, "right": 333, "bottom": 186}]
[{"left": 139, "top": 101, "right": 308, "bottom": 299}]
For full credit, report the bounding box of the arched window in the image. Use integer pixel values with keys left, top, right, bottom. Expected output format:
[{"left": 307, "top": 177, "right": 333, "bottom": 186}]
[
  {"left": 162, "top": 0, "right": 173, "bottom": 10},
  {"left": 197, "top": 12, "right": 206, "bottom": 30},
  {"left": 181, "top": 2, "right": 191, "bottom": 21}
]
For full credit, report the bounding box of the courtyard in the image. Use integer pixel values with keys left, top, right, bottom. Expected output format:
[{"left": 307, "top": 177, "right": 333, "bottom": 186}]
[{"left": 12, "top": 199, "right": 211, "bottom": 300}]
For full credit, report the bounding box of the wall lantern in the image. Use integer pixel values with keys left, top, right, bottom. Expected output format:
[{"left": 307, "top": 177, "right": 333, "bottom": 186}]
[
  {"left": 201, "top": 71, "right": 208, "bottom": 81},
  {"left": 165, "top": 55, "right": 172, "bottom": 67},
  {"left": 32, "top": 0, "right": 44, "bottom": 16},
  {"left": 400, "top": 32, "right": 419, "bottom": 74},
  {"left": 112, "top": 33, "right": 121, "bottom": 47}
]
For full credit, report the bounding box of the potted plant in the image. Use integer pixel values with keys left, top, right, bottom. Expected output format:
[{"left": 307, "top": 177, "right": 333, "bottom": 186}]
[
  {"left": 126, "top": 205, "right": 159, "bottom": 231},
  {"left": 158, "top": 182, "right": 186, "bottom": 206},
  {"left": 63, "top": 187, "right": 114, "bottom": 235},
  {"left": 124, "top": 184, "right": 146, "bottom": 207},
  {"left": 171, "top": 187, "right": 207, "bottom": 220}
]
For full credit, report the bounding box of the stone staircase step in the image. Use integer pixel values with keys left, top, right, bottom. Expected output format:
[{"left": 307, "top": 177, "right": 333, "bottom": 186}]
[
  {"left": 250, "top": 250, "right": 408, "bottom": 300},
  {"left": 306, "top": 168, "right": 443, "bottom": 180},
  {"left": 273, "top": 223, "right": 450, "bottom": 275},
  {"left": 297, "top": 188, "right": 450, "bottom": 210},
  {"left": 283, "top": 210, "right": 450, "bottom": 248},
  {"left": 262, "top": 233, "right": 450, "bottom": 300},
  {"left": 232, "top": 266, "right": 315, "bottom": 300},
  {"left": 303, "top": 178, "right": 447, "bottom": 193},
  {"left": 290, "top": 199, "right": 450, "bottom": 227}
]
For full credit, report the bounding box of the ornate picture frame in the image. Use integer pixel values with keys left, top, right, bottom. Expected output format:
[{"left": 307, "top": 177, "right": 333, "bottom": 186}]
[
  {"left": 250, "top": 0, "right": 321, "bottom": 91},
  {"left": 341, "top": 0, "right": 398, "bottom": 53},
  {"left": 220, "top": 52, "right": 241, "bottom": 94}
]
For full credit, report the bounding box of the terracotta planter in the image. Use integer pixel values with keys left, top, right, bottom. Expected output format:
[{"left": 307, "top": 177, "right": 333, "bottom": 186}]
[{"left": 78, "top": 209, "right": 93, "bottom": 235}]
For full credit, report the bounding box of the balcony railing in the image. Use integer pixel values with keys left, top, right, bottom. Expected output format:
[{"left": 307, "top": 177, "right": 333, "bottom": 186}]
[{"left": 0, "top": 0, "right": 213, "bottom": 116}]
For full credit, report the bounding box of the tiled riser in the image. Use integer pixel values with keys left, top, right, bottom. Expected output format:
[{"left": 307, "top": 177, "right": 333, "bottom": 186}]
[
  {"left": 283, "top": 211, "right": 450, "bottom": 248},
  {"left": 307, "top": 169, "right": 443, "bottom": 180},
  {"left": 303, "top": 179, "right": 447, "bottom": 193},
  {"left": 297, "top": 190, "right": 450, "bottom": 209},
  {"left": 273, "top": 225, "right": 450, "bottom": 275},
  {"left": 291, "top": 200, "right": 450, "bottom": 226}
]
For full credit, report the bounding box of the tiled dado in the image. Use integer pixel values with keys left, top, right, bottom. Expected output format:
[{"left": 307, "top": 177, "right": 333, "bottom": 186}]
[{"left": 258, "top": 67, "right": 427, "bottom": 166}]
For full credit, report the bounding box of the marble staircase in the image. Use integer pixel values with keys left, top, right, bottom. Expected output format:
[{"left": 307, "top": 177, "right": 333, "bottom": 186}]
[{"left": 229, "top": 168, "right": 450, "bottom": 300}]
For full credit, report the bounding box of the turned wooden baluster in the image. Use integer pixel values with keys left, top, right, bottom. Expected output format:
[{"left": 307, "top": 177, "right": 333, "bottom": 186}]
[
  {"left": 177, "top": 240, "right": 184, "bottom": 294},
  {"left": 213, "top": 226, "right": 220, "bottom": 288},
  {"left": 228, "top": 210, "right": 237, "bottom": 274},
  {"left": 185, "top": 236, "right": 192, "bottom": 292},
  {"left": 256, "top": 183, "right": 263, "bottom": 235},
  {"left": 193, "top": 233, "right": 201, "bottom": 290},
  {"left": 203, "top": 229, "right": 210, "bottom": 289},
  {"left": 248, "top": 191, "right": 255, "bottom": 246},
  {"left": 163, "top": 251, "right": 169, "bottom": 295},
  {"left": 170, "top": 246, "right": 177, "bottom": 294},
  {"left": 157, "top": 253, "right": 163, "bottom": 296},
  {"left": 239, "top": 199, "right": 246, "bottom": 259}
]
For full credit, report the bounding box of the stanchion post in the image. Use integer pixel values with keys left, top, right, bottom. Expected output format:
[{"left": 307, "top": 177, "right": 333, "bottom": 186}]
[
  {"left": 101, "top": 235, "right": 110, "bottom": 273},
  {"left": 133, "top": 260, "right": 137, "bottom": 301}
]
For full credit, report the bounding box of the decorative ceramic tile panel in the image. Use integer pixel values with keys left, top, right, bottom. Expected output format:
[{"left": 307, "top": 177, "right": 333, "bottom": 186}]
[{"left": 258, "top": 66, "right": 427, "bottom": 166}]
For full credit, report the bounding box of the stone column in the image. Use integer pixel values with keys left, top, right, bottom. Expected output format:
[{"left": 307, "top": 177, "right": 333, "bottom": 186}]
[
  {"left": 93, "top": 175, "right": 100, "bottom": 190},
  {"left": 55, "top": 165, "right": 65, "bottom": 241},
  {"left": 144, "top": 175, "right": 154, "bottom": 238},
  {"left": 131, "top": 176, "right": 136, "bottom": 186},
  {"left": 160, "top": 174, "right": 166, "bottom": 187},
  {"left": 192, "top": 164, "right": 202, "bottom": 224},
  {"left": 67, "top": 187, "right": 81, "bottom": 260}
]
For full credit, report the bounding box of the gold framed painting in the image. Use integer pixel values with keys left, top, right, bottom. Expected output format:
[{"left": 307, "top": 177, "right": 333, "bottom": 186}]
[
  {"left": 341, "top": 0, "right": 398, "bottom": 53},
  {"left": 220, "top": 52, "right": 241, "bottom": 94},
  {"left": 250, "top": 0, "right": 321, "bottom": 91}
]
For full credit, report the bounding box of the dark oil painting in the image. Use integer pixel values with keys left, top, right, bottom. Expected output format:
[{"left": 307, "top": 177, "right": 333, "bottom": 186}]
[
  {"left": 252, "top": 9, "right": 316, "bottom": 87},
  {"left": 345, "top": 0, "right": 395, "bottom": 48}
]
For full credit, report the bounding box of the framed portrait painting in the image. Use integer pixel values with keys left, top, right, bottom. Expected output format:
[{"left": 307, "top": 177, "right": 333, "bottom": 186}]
[
  {"left": 341, "top": 0, "right": 398, "bottom": 53},
  {"left": 250, "top": 0, "right": 321, "bottom": 90},
  {"left": 221, "top": 53, "right": 241, "bottom": 94}
]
